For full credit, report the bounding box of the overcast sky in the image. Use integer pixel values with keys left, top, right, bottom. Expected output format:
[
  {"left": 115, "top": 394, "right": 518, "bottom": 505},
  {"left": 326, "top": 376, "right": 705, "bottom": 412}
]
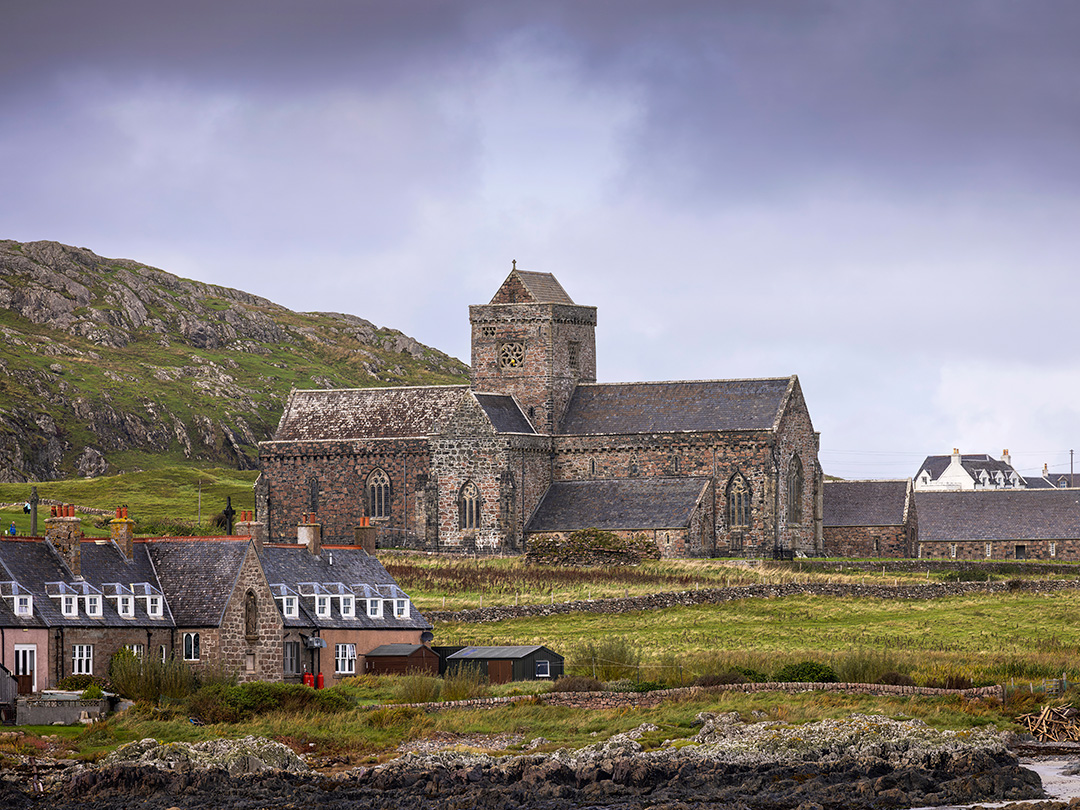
[{"left": 4, "top": 1, "right": 1080, "bottom": 480}]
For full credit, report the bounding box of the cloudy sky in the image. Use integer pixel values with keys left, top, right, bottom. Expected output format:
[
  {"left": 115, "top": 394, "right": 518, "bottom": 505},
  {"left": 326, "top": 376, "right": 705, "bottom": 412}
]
[{"left": 4, "top": 1, "right": 1080, "bottom": 480}]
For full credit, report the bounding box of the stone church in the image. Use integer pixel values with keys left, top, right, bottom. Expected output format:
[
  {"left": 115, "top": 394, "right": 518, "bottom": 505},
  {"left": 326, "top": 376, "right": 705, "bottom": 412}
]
[{"left": 257, "top": 268, "right": 822, "bottom": 557}]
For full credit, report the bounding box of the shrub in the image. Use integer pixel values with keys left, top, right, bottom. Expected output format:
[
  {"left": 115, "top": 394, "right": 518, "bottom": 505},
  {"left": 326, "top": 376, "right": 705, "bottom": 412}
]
[
  {"left": 82, "top": 684, "right": 105, "bottom": 700},
  {"left": 57, "top": 674, "right": 106, "bottom": 691},
  {"left": 392, "top": 672, "right": 441, "bottom": 704},
  {"left": 109, "top": 649, "right": 196, "bottom": 702},
  {"left": 442, "top": 665, "right": 489, "bottom": 702},
  {"left": 550, "top": 675, "right": 603, "bottom": 692},
  {"left": 774, "top": 661, "right": 838, "bottom": 683},
  {"left": 187, "top": 681, "right": 352, "bottom": 723}
]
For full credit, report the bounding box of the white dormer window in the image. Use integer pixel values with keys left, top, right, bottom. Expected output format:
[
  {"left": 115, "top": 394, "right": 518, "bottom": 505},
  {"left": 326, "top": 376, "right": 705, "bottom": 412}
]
[
  {"left": 283, "top": 595, "right": 298, "bottom": 618},
  {"left": 341, "top": 595, "right": 355, "bottom": 618},
  {"left": 85, "top": 595, "right": 102, "bottom": 617},
  {"left": 147, "top": 595, "right": 163, "bottom": 617},
  {"left": 367, "top": 598, "right": 382, "bottom": 618},
  {"left": 394, "top": 598, "right": 409, "bottom": 619},
  {"left": 62, "top": 595, "right": 77, "bottom": 617},
  {"left": 15, "top": 594, "right": 32, "bottom": 616},
  {"left": 118, "top": 595, "right": 134, "bottom": 618},
  {"left": 316, "top": 595, "right": 330, "bottom": 618}
]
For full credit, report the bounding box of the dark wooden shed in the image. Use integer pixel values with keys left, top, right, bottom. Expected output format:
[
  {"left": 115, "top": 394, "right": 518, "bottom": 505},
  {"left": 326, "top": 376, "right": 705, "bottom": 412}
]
[
  {"left": 445, "top": 645, "right": 564, "bottom": 684},
  {"left": 363, "top": 643, "right": 440, "bottom": 676}
]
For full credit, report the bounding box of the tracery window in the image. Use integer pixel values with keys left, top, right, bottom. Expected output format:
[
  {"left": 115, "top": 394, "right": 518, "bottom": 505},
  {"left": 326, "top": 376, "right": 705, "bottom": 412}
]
[
  {"left": 786, "top": 454, "right": 804, "bottom": 524},
  {"left": 460, "top": 481, "right": 481, "bottom": 530},
  {"left": 727, "top": 474, "right": 751, "bottom": 528},
  {"left": 368, "top": 469, "right": 390, "bottom": 519},
  {"left": 499, "top": 342, "right": 525, "bottom": 369}
]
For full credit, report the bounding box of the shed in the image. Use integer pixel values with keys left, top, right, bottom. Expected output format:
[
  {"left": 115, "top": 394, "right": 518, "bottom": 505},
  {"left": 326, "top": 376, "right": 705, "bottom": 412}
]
[
  {"left": 445, "top": 645, "right": 564, "bottom": 683},
  {"left": 363, "top": 643, "right": 440, "bottom": 676}
]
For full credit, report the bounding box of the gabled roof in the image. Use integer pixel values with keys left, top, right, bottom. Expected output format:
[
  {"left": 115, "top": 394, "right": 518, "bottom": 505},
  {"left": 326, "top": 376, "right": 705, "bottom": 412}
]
[
  {"left": 148, "top": 539, "right": 251, "bottom": 627},
  {"left": 365, "top": 643, "right": 433, "bottom": 657},
  {"left": 915, "top": 489, "right": 1080, "bottom": 542},
  {"left": 473, "top": 393, "right": 535, "bottom": 434},
  {"left": 823, "top": 480, "right": 910, "bottom": 527},
  {"left": 558, "top": 377, "right": 793, "bottom": 435},
  {"left": 1022, "top": 475, "right": 1057, "bottom": 489},
  {"left": 526, "top": 477, "right": 711, "bottom": 533},
  {"left": 916, "top": 453, "right": 1018, "bottom": 483},
  {"left": 269, "top": 385, "right": 468, "bottom": 442},
  {"left": 259, "top": 545, "right": 432, "bottom": 631},
  {"left": 447, "top": 645, "right": 560, "bottom": 660},
  {"left": 489, "top": 270, "right": 575, "bottom": 305}
]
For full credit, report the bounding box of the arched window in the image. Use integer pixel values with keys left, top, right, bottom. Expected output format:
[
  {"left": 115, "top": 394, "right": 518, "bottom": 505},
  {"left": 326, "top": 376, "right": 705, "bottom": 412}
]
[
  {"left": 368, "top": 469, "right": 390, "bottom": 519},
  {"left": 460, "top": 482, "right": 481, "bottom": 530},
  {"left": 786, "top": 454, "right": 804, "bottom": 524},
  {"left": 244, "top": 590, "right": 257, "bottom": 638},
  {"left": 727, "top": 474, "right": 751, "bottom": 528}
]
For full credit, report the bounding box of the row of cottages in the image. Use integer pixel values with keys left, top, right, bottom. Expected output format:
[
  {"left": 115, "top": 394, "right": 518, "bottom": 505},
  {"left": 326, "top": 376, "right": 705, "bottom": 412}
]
[
  {"left": 913, "top": 448, "right": 1076, "bottom": 491},
  {"left": 257, "top": 266, "right": 824, "bottom": 558},
  {"left": 0, "top": 512, "right": 429, "bottom": 695},
  {"left": 822, "top": 478, "right": 1080, "bottom": 560}
]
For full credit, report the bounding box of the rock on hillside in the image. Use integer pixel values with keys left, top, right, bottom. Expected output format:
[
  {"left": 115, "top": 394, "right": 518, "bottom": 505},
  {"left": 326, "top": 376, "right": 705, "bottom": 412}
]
[{"left": 0, "top": 240, "right": 468, "bottom": 481}]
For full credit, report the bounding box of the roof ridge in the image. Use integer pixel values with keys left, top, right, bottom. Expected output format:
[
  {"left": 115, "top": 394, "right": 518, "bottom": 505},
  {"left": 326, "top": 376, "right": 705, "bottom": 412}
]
[{"left": 573, "top": 376, "right": 794, "bottom": 387}]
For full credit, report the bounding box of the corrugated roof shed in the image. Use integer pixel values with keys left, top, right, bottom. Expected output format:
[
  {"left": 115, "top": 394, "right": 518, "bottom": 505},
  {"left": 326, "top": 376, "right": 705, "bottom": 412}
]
[
  {"left": 558, "top": 378, "right": 792, "bottom": 435},
  {"left": 447, "top": 645, "right": 551, "bottom": 660},
  {"left": 823, "top": 480, "right": 909, "bottom": 527},
  {"left": 526, "top": 477, "right": 710, "bottom": 533},
  {"left": 915, "top": 489, "right": 1080, "bottom": 542},
  {"left": 270, "top": 385, "right": 468, "bottom": 442}
]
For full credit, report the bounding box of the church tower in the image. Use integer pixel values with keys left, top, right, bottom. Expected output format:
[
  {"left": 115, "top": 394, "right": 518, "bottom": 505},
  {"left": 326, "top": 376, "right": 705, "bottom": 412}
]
[{"left": 469, "top": 264, "right": 597, "bottom": 434}]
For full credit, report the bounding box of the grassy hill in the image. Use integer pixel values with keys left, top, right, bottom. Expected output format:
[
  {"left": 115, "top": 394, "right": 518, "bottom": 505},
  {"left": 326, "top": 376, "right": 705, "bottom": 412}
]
[{"left": 0, "top": 240, "right": 468, "bottom": 481}]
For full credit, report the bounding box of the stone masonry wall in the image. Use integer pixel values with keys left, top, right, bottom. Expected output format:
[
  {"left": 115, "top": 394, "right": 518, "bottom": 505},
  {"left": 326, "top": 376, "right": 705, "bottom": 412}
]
[
  {"left": 774, "top": 380, "right": 821, "bottom": 556},
  {"left": 212, "top": 544, "right": 282, "bottom": 683},
  {"left": 918, "top": 539, "right": 1080, "bottom": 562},
  {"left": 260, "top": 438, "right": 430, "bottom": 545},
  {"left": 824, "top": 525, "right": 910, "bottom": 558},
  {"left": 50, "top": 626, "right": 172, "bottom": 687}
]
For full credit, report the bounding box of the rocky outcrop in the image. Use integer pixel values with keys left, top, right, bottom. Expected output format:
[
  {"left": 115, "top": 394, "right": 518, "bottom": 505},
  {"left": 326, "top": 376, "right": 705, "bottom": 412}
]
[{"left": 0, "top": 239, "right": 468, "bottom": 480}]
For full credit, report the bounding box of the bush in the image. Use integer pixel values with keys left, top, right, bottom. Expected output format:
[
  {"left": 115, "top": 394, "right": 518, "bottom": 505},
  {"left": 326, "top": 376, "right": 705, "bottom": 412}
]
[
  {"left": 57, "top": 674, "right": 107, "bottom": 691},
  {"left": 774, "top": 661, "right": 838, "bottom": 683},
  {"left": 109, "top": 650, "right": 196, "bottom": 702},
  {"left": 82, "top": 684, "right": 105, "bottom": 700},
  {"left": 392, "top": 672, "right": 441, "bottom": 703},
  {"left": 550, "top": 675, "right": 603, "bottom": 692},
  {"left": 187, "top": 681, "right": 353, "bottom": 723},
  {"left": 442, "top": 665, "right": 489, "bottom": 701}
]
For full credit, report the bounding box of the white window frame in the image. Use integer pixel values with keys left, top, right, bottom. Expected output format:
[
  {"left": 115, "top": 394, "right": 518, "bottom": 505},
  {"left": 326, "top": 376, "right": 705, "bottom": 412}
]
[
  {"left": 335, "top": 643, "right": 356, "bottom": 674},
  {"left": 14, "top": 644, "right": 36, "bottom": 692},
  {"left": 536, "top": 659, "right": 550, "bottom": 678},
  {"left": 147, "top": 595, "right": 163, "bottom": 618},
  {"left": 183, "top": 632, "right": 200, "bottom": 661},
  {"left": 85, "top": 594, "right": 102, "bottom": 617},
  {"left": 316, "top": 595, "right": 330, "bottom": 618},
  {"left": 367, "top": 598, "right": 382, "bottom": 618},
  {"left": 62, "top": 594, "right": 77, "bottom": 617},
  {"left": 125, "top": 643, "right": 145, "bottom": 659},
  {"left": 15, "top": 594, "right": 32, "bottom": 616},
  {"left": 985, "top": 543, "right": 992, "bottom": 558},
  {"left": 394, "top": 598, "right": 409, "bottom": 619},
  {"left": 1050, "top": 542, "right": 1057, "bottom": 557},
  {"left": 340, "top": 595, "right": 355, "bottom": 618},
  {"left": 283, "top": 595, "right": 298, "bottom": 618},
  {"left": 72, "top": 644, "right": 93, "bottom": 675},
  {"left": 950, "top": 543, "right": 958, "bottom": 559},
  {"left": 118, "top": 594, "right": 135, "bottom": 618},
  {"left": 284, "top": 641, "right": 301, "bottom": 675},
  {"left": 159, "top": 645, "right": 167, "bottom": 663}
]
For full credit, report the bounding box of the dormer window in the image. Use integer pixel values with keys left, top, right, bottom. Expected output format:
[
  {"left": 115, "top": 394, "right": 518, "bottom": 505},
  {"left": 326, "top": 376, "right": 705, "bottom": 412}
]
[
  {"left": 85, "top": 595, "right": 102, "bottom": 617},
  {"left": 316, "top": 595, "right": 330, "bottom": 618},
  {"left": 394, "top": 598, "right": 409, "bottom": 619},
  {"left": 283, "top": 595, "right": 298, "bottom": 618},
  {"left": 62, "top": 595, "right": 77, "bottom": 617},
  {"left": 148, "top": 596, "right": 162, "bottom": 617},
  {"left": 367, "top": 598, "right": 382, "bottom": 618},
  {"left": 118, "top": 595, "right": 134, "bottom": 618},
  {"left": 341, "top": 595, "right": 355, "bottom": 618},
  {"left": 15, "top": 594, "right": 32, "bottom": 616}
]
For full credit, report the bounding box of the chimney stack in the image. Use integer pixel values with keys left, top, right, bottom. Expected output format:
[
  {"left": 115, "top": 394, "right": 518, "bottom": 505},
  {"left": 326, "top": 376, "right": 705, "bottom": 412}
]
[
  {"left": 1002, "top": 448, "right": 1011, "bottom": 466},
  {"left": 110, "top": 507, "right": 135, "bottom": 560},
  {"left": 234, "top": 510, "right": 266, "bottom": 552},
  {"left": 46, "top": 505, "right": 83, "bottom": 578},
  {"left": 298, "top": 518, "right": 322, "bottom": 556}
]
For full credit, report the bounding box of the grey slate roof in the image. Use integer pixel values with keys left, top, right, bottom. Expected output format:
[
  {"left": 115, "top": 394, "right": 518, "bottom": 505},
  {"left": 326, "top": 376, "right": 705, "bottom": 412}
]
[
  {"left": 823, "top": 480, "right": 909, "bottom": 527},
  {"left": 270, "top": 385, "right": 468, "bottom": 442},
  {"left": 365, "top": 644, "right": 429, "bottom": 657},
  {"left": 507, "top": 271, "right": 575, "bottom": 305},
  {"left": 148, "top": 539, "right": 251, "bottom": 627},
  {"left": 259, "top": 545, "right": 432, "bottom": 631},
  {"left": 526, "top": 477, "right": 711, "bottom": 533},
  {"left": 558, "top": 378, "right": 792, "bottom": 435},
  {"left": 1022, "top": 476, "right": 1057, "bottom": 489},
  {"left": 916, "top": 454, "right": 1018, "bottom": 483},
  {"left": 915, "top": 489, "right": 1080, "bottom": 542},
  {"left": 474, "top": 393, "right": 535, "bottom": 434},
  {"left": 447, "top": 645, "right": 560, "bottom": 660}
]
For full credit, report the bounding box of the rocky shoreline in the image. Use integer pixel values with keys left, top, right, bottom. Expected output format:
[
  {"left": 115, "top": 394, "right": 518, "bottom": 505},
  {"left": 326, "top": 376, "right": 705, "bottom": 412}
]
[{"left": 0, "top": 715, "right": 1053, "bottom": 809}]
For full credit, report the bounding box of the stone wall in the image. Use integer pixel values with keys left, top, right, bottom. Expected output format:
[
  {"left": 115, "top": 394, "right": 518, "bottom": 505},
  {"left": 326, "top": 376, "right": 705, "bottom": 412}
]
[
  {"left": 918, "top": 539, "right": 1080, "bottom": 562},
  {"left": 50, "top": 627, "right": 172, "bottom": 687},
  {"left": 824, "top": 525, "right": 910, "bottom": 558}
]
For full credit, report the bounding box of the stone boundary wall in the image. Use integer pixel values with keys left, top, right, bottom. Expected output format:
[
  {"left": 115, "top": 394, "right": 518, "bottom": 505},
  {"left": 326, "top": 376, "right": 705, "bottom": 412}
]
[
  {"left": 425, "top": 579, "right": 1080, "bottom": 623},
  {"left": 798, "top": 559, "right": 1080, "bottom": 575},
  {"left": 390, "top": 682, "right": 1004, "bottom": 713}
]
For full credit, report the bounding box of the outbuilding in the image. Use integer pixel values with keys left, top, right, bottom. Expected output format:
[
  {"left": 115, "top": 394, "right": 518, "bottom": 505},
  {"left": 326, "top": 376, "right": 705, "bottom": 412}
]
[
  {"left": 363, "top": 643, "right": 440, "bottom": 676},
  {"left": 445, "top": 645, "right": 563, "bottom": 684}
]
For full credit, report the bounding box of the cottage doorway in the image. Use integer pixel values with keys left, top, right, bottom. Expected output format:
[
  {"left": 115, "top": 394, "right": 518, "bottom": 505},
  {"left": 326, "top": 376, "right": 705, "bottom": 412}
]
[
  {"left": 14, "top": 644, "right": 35, "bottom": 694},
  {"left": 488, "top": 660, "right": 513, "bottom": 684}
]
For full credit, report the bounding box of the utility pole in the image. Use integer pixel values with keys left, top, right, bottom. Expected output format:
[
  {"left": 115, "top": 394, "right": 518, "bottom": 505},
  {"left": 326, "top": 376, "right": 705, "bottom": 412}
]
[{"left": 1071, "top": 450, "right": 1075, "bottom": 489}]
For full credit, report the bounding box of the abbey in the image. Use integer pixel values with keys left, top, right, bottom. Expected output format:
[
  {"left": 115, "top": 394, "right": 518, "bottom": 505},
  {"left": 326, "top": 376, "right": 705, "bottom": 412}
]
[{"left": 257, "top": 268, "right": 823, "bottom": 557}]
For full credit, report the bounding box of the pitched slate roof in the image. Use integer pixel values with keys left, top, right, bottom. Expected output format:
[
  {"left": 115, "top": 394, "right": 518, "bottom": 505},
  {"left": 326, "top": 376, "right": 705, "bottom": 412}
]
[
  {"left": 447, "top": 645, "right": 559, "bottom": 660},
  {"left": 558, "top": 378, "right": 792, "bottom": 435},
  {"left": 526, "top": 477, "right": 711, "bottom": 533},
  {"left": 474, "top": 393, "right": 535, "bottom": 434},
  {"left": 259, "top": 545, "right": 432, "bottom": 631},
  {"left": 915, "top": 489, "right": 1080, "bottom": 542},
  {"left": 270, "top": 385, "right": 468, "bottom": 442},
  {"left": 148, "top": 539, "right": 251, "bottom": 627},
  {"left": 365, "top": 643, "right": 430, "bottom": 657},
  {"left": 490, "top": 270, "right": 576, "bottom": 305},
  {"left": 916, "top": 453, "right": 1018, "bottom": 483},
  {"left": 1022, "top": 476, "right": 1056, "bottom": 489},
  {"left": 823, "top": 480, "right": 909, "bottom": 527}
]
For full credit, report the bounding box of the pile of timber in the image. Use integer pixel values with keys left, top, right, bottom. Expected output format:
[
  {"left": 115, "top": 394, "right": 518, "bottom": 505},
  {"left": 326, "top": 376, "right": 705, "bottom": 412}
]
[{"left": 1017, "top": 705, "right": 1080, "bottom": 742}]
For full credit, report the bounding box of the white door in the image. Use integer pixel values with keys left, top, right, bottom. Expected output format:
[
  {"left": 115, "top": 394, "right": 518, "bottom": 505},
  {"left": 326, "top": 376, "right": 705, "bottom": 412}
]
[{"left": 14, "top": 644, "right": 36, "bottom": 693}]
